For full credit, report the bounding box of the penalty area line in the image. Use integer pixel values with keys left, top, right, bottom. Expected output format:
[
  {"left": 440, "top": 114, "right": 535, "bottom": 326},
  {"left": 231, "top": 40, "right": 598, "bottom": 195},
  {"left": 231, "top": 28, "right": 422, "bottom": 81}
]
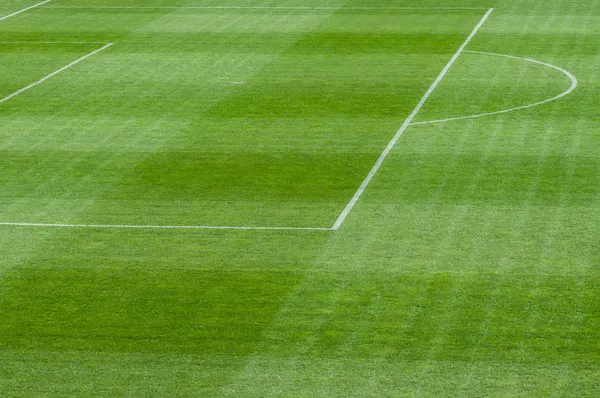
[
  {"left": 45, "top": 6, "right": 490, "bottom": 10},
  {"left": 331, "top": 8, "right": 494, "bottom": 231},
  {"left": 0, "top": 222, "right": 332, "bottom": 231},
  {"left": 0, "top": 42, "right": 113, "bottom": 105},
  {"left": 0, "top": 41, "right": 107, "bottom": 44},
  {"left": 409, "top": 50, "right": 578, "bottom": 125},
  {"left": 0, "top": 0, "right": 51, "bottom": 22}
]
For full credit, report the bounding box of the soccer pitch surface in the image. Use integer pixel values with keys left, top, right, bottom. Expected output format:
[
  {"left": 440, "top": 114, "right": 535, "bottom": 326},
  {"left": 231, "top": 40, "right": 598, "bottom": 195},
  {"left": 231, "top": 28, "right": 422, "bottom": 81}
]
[{"left": 1, "top": 0, "right": 599, "bottom": 395}]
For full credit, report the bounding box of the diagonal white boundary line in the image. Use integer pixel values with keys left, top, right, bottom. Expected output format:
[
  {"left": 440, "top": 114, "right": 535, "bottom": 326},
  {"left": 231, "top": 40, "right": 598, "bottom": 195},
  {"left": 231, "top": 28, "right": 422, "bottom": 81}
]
[
  {"left": 410, "top": 50, "right": 578, "bottom": 125},
  {"left": 331, "top": 8, "right": 494, "bottom": 230},
  {"left": 0, "top": 42, "right": 113, "bottom": 105},
  {"left": 46, "top": 6, "right": 489, "bottom": 10},
  {"left": 0, "top": 222, "right": 332, "bottom": 231},
  {"left": 0, "top": 0, "right": 51, "bottom": 22}
]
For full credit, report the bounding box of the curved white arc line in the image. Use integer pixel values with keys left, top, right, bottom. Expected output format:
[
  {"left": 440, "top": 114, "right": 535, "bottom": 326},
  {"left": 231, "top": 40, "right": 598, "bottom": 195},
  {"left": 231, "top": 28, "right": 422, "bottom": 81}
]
[{"left": 410, "top": 50, "right": 578, "bottom": 126}]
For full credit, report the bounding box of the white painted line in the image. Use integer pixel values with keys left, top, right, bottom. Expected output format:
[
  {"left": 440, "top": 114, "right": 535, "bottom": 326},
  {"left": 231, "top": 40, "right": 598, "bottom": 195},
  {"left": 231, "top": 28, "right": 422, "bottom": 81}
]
[
  {"left": 331, "top": 8, "right": 494, "bottom": 231},
  {"left": 0, "top": 42, "right": 113, "bottom": 105},
  {"left": 0, "top": 222, "right": 332, "bottom": 231},
  {"left": 410, "top": 50, "right": 578, "bottom": 126},
  {"left": 0, "top": 0, "right": 51, "bottom": 22},
  {"left": 45, "top": 5, "right": 489, "bottom": 10},
  {"left": 0, "top": 41, "right": 106, "bottom": 44}
]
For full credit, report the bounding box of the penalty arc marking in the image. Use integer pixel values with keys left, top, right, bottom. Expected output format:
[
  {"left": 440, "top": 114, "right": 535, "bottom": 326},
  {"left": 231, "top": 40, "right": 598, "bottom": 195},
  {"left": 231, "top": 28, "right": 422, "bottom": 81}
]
[{"left": 411, "top": 50, "right": 578, "bottom": 126}]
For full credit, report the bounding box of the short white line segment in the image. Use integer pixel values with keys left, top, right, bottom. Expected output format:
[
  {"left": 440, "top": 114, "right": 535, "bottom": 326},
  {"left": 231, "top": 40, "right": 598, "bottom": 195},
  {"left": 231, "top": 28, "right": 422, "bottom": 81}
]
[
  {"left": 0, "top": 222, "right": 332, "bottom": 231},
  {"left": 410, "top": 50, "right": 578, "bottom": 125},
  {"left": 0, "top": 42, "right": 113, "bottom": 105},
  {"left": 0, "top": 0, "right": 51, "bottom": 22},
  {"left": 331, "top": 8, "right": 494, "bottom": 230}
]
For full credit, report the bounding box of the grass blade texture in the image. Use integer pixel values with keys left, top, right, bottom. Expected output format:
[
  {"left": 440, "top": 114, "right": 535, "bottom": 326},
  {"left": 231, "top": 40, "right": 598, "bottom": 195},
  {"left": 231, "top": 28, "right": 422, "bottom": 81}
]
[{"left": 1, "top": 0, "right": 599, "bottom": 396}]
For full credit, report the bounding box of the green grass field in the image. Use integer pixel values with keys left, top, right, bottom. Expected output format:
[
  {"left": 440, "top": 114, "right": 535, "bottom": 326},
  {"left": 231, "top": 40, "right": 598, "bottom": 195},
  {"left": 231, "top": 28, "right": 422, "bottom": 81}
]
[{"left": 1, "top": 0, "right": 600, "bottom": 395}]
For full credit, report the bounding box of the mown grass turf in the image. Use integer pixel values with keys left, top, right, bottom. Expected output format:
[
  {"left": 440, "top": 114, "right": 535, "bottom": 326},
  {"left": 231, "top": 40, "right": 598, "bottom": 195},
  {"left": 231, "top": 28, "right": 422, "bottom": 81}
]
[{"left": 1, "top": 0, "right": 600, "bottom": 396}]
